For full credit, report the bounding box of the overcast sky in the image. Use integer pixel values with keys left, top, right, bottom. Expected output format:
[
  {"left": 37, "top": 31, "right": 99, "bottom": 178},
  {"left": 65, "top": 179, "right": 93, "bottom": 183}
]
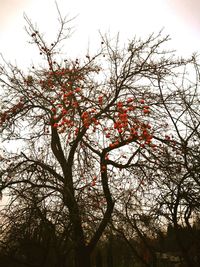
[{"left": 0, "top": 0, "right": 200, "bottom": 67}]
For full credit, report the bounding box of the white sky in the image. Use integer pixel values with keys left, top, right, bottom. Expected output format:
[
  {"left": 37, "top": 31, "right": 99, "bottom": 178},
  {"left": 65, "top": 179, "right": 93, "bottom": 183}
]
[{"left": 0, "top": 0, "right": 200, "bottom": 68}]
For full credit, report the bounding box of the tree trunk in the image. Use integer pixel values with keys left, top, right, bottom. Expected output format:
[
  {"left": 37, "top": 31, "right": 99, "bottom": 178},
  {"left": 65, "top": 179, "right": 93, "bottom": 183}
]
[
  {"left": 107, "top": 236, "right": 113, "bottom": 267},
  {"left": 96, "top": 249, "right": 103, "bottom": 267},
  {"left": 75, "top": 246, "right": 91, "bottom": 267}
]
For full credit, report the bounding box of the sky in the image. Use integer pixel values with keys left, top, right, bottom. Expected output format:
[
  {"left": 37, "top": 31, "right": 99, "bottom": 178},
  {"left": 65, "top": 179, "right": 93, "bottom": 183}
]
[{"left": 0, "top": 0, "right": 200, "bottom": 68}]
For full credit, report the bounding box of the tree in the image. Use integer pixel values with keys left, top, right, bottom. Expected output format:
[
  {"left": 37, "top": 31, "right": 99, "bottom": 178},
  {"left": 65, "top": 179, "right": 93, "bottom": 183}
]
[
  {"left": 0, "top": 11, "right": 192, "bottom": 267},
  {"left": 151, "top": 62, "right": 200, "bottom": 267},
  {"left": 108, "top": 53, "right": 200, "bottom": 267},
  {"left": 0, "top": 183, "right": 72, "bottom": 267}
]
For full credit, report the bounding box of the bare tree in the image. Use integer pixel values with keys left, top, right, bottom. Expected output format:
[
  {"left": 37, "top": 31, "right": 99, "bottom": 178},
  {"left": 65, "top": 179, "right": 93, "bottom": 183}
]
[{"left": 0, "top": 11, "right": 192, "bottom": 267}]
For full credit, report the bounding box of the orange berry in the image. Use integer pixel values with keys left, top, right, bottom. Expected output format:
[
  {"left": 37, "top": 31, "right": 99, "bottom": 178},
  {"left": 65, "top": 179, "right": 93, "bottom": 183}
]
[
  {"left": 75, "top": 87, "right": 81, "bottom": 92},
  {"left": 53, "top": 123, "right": 58, "bottom": 128},
  {"left": 127, "top": 98, "right": 133, "bottom": 103},
  {"left": 106, "top": 133, "right": 110, "bottom": 138},
  {"left": 143, "top": 109, "right": 150, "bottom": 114}
]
